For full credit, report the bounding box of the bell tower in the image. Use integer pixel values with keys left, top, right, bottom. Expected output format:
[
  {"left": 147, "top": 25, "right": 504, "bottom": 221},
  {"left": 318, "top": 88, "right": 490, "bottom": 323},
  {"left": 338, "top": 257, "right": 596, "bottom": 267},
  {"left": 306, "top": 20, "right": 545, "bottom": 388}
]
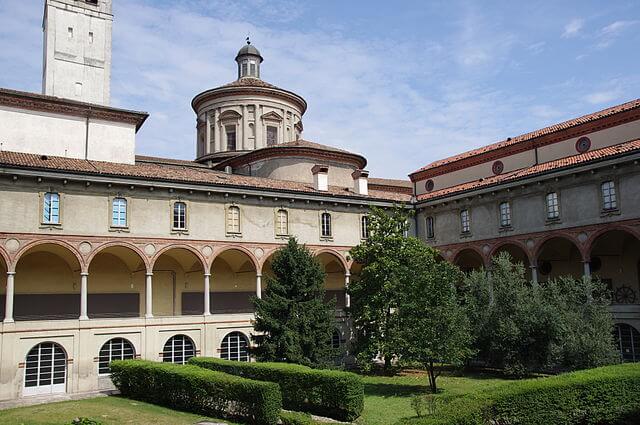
[{"left": 42, "top": 0, "right": 113, "bottom": 105}]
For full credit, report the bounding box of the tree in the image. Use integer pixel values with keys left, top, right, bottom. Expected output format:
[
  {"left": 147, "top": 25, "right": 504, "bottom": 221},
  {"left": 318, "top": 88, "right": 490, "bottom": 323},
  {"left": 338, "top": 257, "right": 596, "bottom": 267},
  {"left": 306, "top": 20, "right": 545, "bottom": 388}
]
[
  {"left": 393, "top": 238, "right": 472, "bottom": 393},
  {"left": 348, "top": 206, "right": 412, "bottom": 371},
  {"left": 252, "top": 238, "right": 337, "bottom": 367}
]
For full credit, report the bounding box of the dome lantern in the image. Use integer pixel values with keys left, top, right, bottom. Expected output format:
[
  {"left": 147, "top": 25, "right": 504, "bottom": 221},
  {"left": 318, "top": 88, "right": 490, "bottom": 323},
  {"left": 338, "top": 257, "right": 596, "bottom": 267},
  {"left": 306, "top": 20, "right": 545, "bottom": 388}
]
[{"left": 235, "top": 38, "right": 263, "bottom": 79}]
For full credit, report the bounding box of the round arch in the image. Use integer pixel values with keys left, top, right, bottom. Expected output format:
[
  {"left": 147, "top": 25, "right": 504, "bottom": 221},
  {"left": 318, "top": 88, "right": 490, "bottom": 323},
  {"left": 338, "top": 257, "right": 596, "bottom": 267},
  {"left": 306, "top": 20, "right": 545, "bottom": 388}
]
[
  {"left": 86, "top": 242, "right": 149, "bottom": 272},
  {"left": 0, "top": 246, "right": 10, "bottom": 272},
  {"left": 452, "top": 247, "right": 486, "bottom": 272},
  {"left": 535, "top": 236, "right": 583, "bottom": 281},
  {"left": 489, "top": 241, "right": 531, "bottom": 264},
  {"left": 586, "top": 225, "right": 640, "bottom": 251},
  {"left": 313, "top": 248, "right": 349, "bottom": 272},
  {"left": 13, "top": 240, "right": 84, "bottom": 272},
  {"left": 220, "top": 331, "right": 250, "bottom": 362},
  {"left": 210, "top": 247, "right": 258, "bottom": 315},
  {"left": 210, "top": 246, "right": 259, "bottom": 272},
  {"left": 534, "top": 233, "right": 583, "bottom": 262},
  {"left": 151, "top": 244, "right": 207, "bottom": 272}
]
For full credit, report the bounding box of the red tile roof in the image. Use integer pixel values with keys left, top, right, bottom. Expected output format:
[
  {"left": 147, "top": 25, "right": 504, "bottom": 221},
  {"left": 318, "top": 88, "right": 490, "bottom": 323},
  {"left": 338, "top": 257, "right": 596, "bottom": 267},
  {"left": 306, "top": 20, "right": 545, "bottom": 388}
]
[
  {"left": 0, "top": 151, "right": 410, "bottom": 203},
  {"left": 368, "top": 178, "right": 414, "bottom": 195},
  {"left": 410, "top": 98, "right": 640, "bottom": 178},
  {"left": 416, "top": 139, "right": 640, "bottom": 202}
]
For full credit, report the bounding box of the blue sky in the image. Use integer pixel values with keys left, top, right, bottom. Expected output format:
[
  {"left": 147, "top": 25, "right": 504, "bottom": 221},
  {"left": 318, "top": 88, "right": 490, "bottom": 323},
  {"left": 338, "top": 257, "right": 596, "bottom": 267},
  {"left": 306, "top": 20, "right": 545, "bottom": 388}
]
[{"left": 0, "top": 0, "right": 639, "bottom": 179}]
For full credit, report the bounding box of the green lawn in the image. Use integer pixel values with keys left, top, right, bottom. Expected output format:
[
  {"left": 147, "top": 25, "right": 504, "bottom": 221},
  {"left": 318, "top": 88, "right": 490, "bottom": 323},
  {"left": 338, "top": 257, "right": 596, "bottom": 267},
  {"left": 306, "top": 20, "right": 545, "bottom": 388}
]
[
  {"left": 0, "top": 370, "right": 511, "bottom": 425},
  {"left": 0, "top": 396, "right": 240, "bottom": 425}
]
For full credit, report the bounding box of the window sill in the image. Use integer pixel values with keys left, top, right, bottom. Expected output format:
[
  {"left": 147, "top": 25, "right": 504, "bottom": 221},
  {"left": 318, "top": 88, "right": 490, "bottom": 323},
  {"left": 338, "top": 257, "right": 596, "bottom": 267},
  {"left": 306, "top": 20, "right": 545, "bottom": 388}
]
[
  {"left": 320, "top": 237, "right": 334, "bottom": 242},
  {"left": 275, "top": 234, "right": 289, "bottom": 240},
  {"left": 40, "top": 223, "right": 62, "bottom": 230},
  {"left": 499, "top": 225, "right": 513, "bottom": 233},
  {"left": 109, "top": 226, "right": 130, "bottom": 233},
  {"left": 226, "top": 232, "right": 243, "bottom": 239},
  {"left": 460, "top": 232, "right": 472, "bottom": 239},
  {"left": 545, "top": 217, "right": 561, "bottom": 225},
  {"left": 171, "top": 229, "right": 189, "bottom": 235},
  {"left": 600, "top": 208, "right": 620, "bottom": 217}
]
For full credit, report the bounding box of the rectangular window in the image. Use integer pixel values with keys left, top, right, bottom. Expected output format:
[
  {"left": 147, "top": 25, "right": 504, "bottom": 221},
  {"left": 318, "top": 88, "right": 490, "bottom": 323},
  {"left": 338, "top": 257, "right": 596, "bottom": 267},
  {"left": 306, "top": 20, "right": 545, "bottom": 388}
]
[
  {"left": 68, "top": 27, "right": 74, "bottom": 39},
  {"left": 249, "top": 61, "right": 256, "bottom": 77},
  {"left": 601, "top": 181, "right": 617, "bottom": 210},
  {"left": 241, "top": 62, "right": 248, "bottom": 77},
  {"left": 227, "top": 206, "right": 241, "bottom": 234},
  {"left": 226, "top": 126, "right": 236, "bottom": 151},
  {"left": 276, "top": 209, "right": 288, "bottom": 236},
  {"left": 173, "top": 202, "right": 187, "bottom": 230},
  {"left": 88, "top": 32, "right": 94, "bottom": 44},
  {"left": 75, "top": 82, "right": 83, "bottom": 96},
  {"left": 546, "top": 192, "right": 559, "bottom": 219},
  {"left": 111, "top": 198, "right": 127, "bottom": 227},
  {"left": 499, "top": 202, "right": 511, "bottom": 227},
  {"left": 266, "top": 126, "right": 278, "bottom": 146},
  {"left": 43, "top": 192, "right": 60, "bottom": 224},
  {"left": 361, "top": 215, "right": 369, "bottom": 239},
  {"left": 426, "top": 216, "right": 435, "bottom": 239},
  {"left": 321, "top": 213, "right": 332, "bottom": 238},
  {"left": 460, "top": 209, "right": 470, "bottom": 234}
]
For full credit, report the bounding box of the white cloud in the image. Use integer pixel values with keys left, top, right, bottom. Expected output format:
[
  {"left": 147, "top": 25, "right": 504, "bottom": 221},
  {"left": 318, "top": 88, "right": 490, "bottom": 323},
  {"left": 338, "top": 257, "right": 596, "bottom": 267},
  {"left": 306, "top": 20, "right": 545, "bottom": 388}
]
[
  {"left": 597, "top": 20, "right": 639, "bottom": 48},
  {"left": 584, "top": 91, "right": 621, "bottom": 105},
  {"left": 562, "top": 18, "right": 584, "bottom": 38}
]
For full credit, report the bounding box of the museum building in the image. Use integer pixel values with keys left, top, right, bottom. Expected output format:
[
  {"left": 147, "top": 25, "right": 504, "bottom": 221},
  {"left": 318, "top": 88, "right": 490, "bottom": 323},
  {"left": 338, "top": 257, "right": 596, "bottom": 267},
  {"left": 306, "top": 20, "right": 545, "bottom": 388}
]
[{"left": 0, "top": 0, "right": 638, "bottom": 401}]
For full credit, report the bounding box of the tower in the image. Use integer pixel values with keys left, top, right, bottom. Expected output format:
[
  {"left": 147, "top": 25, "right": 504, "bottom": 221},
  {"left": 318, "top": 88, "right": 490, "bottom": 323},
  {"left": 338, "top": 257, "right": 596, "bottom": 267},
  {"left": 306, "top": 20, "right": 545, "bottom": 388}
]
[
  {"left": 42, "top": 0, "right": 113, "bottom": 105},
  {"left": 235, "top": 38, "right": 263, "bottom": 79}
]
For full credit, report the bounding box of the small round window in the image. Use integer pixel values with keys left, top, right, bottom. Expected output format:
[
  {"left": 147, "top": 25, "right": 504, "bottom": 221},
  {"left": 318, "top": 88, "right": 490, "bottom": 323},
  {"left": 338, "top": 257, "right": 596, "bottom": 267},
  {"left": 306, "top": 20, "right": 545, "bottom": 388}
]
[
  {"left": 576, "top": 137, "right": 591, "bottom": 153},
  {"left": 425, "top": 180, "right": 434, "bottom": 192},
  {"left": 492, "top": 161, "right": 504, "bottom": 175}
]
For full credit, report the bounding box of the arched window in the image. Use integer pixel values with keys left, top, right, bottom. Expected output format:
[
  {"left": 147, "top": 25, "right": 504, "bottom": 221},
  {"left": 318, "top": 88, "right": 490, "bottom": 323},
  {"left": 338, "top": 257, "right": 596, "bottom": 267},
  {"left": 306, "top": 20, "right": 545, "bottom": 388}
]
[
  {"left": 227, "top": 206, "right": 241, "bottom": 234},
  {"left": 321, "top": 213, "right": 332, "bottom": 238},
  {"left": 276, "top": 209, "right": 288, "bottom": 236},
  {"left": 43, "top": 192, "right": 60, "bottom": 224},
  {"left": 162, "top": 335, "right": 195, "bottom": 364},
  {"left": 361, "top": 215, "right": 369, "bottom": 239},
  {"left": 111, "top": 197, "right": 127, "bottom": 227},
  {"left": 98, "top": 338, "right": 135, "bottom": 374},
  {"left": 221, "top": 332, "right": 249, "bottom": 362},
  {"left": 614, "top": 323, "right": 640, "bottom": 362},
  {"left": 173, "top": 202, "right": 187, "bottom": 230},
  {"left": 331, "top": 329, "right": 342, "bottom": 349},
  {"left": 24, "top": 342, "right": 67, "bottom": 395}
]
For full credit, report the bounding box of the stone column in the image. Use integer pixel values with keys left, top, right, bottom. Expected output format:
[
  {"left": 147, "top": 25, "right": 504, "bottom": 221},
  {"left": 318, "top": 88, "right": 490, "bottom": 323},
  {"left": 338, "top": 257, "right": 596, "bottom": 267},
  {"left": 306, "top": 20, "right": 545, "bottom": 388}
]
[
  {"left": 240, "top": 104, "right": 246, "bottom": 150},
  {"left": 256, "top": 274, "right": 262, "bottom": 299},
  {"left": 344, "top": 273, "right": 351, "bottom": 309},
  {"left": 80, "top": 272, "right": 89, "bottom": 321},
  {"left": 255, "top": 104, "right": 262, "bottom": 148},
  {"left": 145, "top": 272, "right": 153, "bottom": 318},
  {"left": 204, "top": 273, "right": 211, "bottom": 316},
  {"left": 530, "top": 265, "right": 538, "bottom": 285},
  {"left": 205, "top": 112, "right": 212, "bottom": 155},
  {"left": 214, "top": 108, "right": 221, "bottom": 152},
  {"left": 583, "top": 261, "right": 591, "bottom": 279},
  {"left": 4, "top": 272, "right": 15, "bottom": 323}
]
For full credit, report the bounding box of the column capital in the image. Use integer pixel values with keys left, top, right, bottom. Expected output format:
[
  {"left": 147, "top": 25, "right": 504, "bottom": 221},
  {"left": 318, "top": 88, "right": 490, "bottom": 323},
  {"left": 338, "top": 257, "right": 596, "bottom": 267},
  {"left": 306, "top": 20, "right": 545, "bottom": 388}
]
[
  {"left": 6, "top": 271, "right": 15, "bottom": 276},
  {"left": 256, "top": 273, "right": 262, "bottom": 278},
  {"left": 345, "top": 272, "right": 351, "bottom": 278},
  {"left": 81, "top": 272, "right": 89, "bottom": 277},
  {"left": 204, "top": 273, "right": 212, "bottom": 277},
  {"left": 146, "top": 272, "right": 153, "bottom": 277}
]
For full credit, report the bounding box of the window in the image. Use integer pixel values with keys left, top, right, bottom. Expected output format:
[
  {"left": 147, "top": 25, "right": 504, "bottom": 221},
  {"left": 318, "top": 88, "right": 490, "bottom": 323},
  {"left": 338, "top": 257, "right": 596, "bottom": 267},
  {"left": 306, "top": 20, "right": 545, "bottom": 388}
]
[
  {"left": 98, "top": 338, "right": 135, "bottom": 374},
  {"left": 68, "top": 27, "right": 74, "bottom": 39},
  {"left": 43, "top": 192, "right": 60, "bottom": 224},
  {"left": 241, "top": 61, "right": 248, "bottom": 77},
  {"left": 602, "top": 181, "right": 617, "bottom": 210},
  {"left": 614, "top": 324, "right": 640, "bottom": 362},
  {"left": 361, "top": 215, "right": 370, "bottom": 239},
  {"left": 546, "top": 192, "right": 559, "bottom": 220},
  {"left": 276, "top": 209, "right": 288, "bottom": 236},
  {"left": 266, "top": 126, "right": 278, "bottom": 146},
  {"left": 75, "top": 82, "right": 82, "bottom": 96},
  {"left": 460, "top": 209, "right": 470, "bottom": 234},
  {"left": 321, "top": 212, "right": 332, "bottom": 238},
  {"left": 162, "top": 335, "right": 195, "bottom": 364},
  {"left": 111, "top": 197, "right": 127, "bottom": 227},
  {"left": 331, "top": 329, "right": 342, "bottom": 349},
  {"left": 499, "top": 202, "right": 511, "bottom": 228},
  {"left": 24, "top": 342, "right": 66, "bottom": 395},
  {"left": 426, "top": 216, "right": 435, "bottom": 239},
  {"left": 226, "top": 126, "right": 237, "bottom": 151},
  {"left": 249, "top": 60, "right": 256, "bottom": 77},
  {"left": 220, "top": 332, "right": 249, "bottom": 362},
  {"left": 173, "top": 202, "right": 187, "bottom": 230},
  {"left": 402, "top": 220, "right": 409, "bottom": 238},
  {"left": 88, "top": 31, "right": 94, "bottom": 44},
  {"left": 227, "top": 206, "right": 241, "bottom": 234}
]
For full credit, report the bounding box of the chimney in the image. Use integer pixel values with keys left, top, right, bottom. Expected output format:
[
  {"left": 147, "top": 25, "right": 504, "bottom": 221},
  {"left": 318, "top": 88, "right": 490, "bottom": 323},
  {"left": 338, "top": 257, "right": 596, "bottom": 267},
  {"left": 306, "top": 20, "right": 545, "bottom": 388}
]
[
  {"left": 352, "top": 169, "right": 369, "bottom": 195},
  {"left": 312, "top": 165, "right": 329, "bottom": 191}
]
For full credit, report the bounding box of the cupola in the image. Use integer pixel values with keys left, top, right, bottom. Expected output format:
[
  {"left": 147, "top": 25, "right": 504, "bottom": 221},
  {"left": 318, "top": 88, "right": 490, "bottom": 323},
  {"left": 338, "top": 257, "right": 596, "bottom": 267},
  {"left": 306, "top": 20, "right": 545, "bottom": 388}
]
[{"left": 235, "top": 38, "right": 263, "bottom": 79}]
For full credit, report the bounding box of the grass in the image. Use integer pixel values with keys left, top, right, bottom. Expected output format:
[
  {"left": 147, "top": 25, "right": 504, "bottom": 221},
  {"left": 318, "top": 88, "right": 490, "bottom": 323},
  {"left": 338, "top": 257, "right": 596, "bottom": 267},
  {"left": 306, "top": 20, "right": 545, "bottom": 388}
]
[{"left": 0, "top": 396, "right": 241, "bottom": 425}]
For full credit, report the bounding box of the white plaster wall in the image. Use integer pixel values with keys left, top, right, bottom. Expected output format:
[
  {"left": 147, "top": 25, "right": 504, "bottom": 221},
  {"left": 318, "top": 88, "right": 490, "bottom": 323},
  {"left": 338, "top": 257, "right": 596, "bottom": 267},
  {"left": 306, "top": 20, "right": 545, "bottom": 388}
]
[
  {"left": 87, "top": 119, "right": 136, "bottom": 164},
  {"left": 238, "top": 157, "right": 357, "bottom": 187}
]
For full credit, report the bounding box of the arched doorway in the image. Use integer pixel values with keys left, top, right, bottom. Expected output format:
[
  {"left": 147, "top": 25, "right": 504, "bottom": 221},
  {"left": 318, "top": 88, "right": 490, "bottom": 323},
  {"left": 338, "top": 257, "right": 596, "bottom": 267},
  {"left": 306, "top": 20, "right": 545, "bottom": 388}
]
[
  {"left": 453, "top": 249, "right": 485, "bottom": 273},
  {"left": 210, "top": 249, "right": 257, "bottom": 314},
  {"left": 536, "top": 237, "right": 583, "bottom": 282},
  {"left": 589, "top": 230, "right": 640, "bottom": 305},
  {"left": 23, "top": 342, "right": 67, "bottom": 396},
  {"left": 491, "top": 243, "right": 532, "bottom": 281},
  {"left": 316, "top": 252, "right": 347, "bottom": 310},
  {"left": 14, "top": 243, "right": 82, "bottom": 321},
  {"left": 87, "top": 245, "right": 146, "bottom": 318},
  {"left": 152, "top": 247, "right": 205, "bottom": 317}
]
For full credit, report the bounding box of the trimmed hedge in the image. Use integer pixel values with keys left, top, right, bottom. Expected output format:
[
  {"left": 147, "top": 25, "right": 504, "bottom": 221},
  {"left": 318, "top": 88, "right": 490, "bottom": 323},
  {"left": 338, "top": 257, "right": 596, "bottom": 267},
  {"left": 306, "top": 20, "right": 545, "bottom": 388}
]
[
  {"left": 280, "top": 411, "right": 315, "bottom": 425},
  {"left": 424, "top": 363, "right": 640, "bottom": 425},
  {"left": 189, "top": 357, "right": 364, "bottom": 421},
  {"left": 110, "top": 360, "right": 281, "bottom": 425}
]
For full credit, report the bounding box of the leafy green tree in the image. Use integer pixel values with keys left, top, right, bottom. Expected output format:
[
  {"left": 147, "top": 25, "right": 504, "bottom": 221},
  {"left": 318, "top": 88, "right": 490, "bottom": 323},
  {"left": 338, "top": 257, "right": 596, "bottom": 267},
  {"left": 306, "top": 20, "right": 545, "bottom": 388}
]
[
  {"left": 393, "top": 238, "right": 472, "bottom": 393},
  {"left": 348, "top": 206, "right": 412, "bottom": 370},
  {"left": 252, "top": 238, "right": 337, "bottom": 367}
]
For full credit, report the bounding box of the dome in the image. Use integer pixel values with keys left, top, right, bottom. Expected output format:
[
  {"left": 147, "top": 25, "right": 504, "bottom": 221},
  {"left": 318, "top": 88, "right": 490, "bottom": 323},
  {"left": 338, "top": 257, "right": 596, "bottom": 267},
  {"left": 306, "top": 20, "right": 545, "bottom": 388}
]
[{"left": 235, "top": 43, "right": 263, "bottom": 62}]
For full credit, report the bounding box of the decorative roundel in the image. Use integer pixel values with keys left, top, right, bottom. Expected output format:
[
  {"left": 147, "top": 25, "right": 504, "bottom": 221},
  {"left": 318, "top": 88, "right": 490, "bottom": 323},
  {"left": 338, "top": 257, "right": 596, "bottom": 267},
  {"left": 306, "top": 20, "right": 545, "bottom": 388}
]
[
  {"left": 425, "top": 179, "right": 435, "bottom": 192},
  {"left": 492, "top": 160, "right": 504, "bottom": 175},
  {"left": 576, "top": 137, "right": 591, "bottom": 153}
]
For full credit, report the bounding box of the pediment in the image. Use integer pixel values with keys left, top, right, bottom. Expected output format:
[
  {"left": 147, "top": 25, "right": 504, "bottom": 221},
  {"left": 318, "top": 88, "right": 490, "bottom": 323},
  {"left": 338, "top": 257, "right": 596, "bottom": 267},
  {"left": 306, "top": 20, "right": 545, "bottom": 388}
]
[
  {"left": 261, "top": 111, "right": 283, "bottom": 121},
  {"left": 219, "top": 109, "right": 242, "bottom": 121}
]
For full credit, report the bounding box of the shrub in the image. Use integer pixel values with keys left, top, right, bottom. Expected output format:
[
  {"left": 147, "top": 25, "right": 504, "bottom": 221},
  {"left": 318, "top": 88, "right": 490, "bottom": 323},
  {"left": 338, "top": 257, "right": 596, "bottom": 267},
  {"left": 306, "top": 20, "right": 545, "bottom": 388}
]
[
  {"left": 280, "top": 411, "right": 315, "bottom": 425},
  {"left": 110, "top": 360, "right": 281, "bottom": 425},
  {"left": 189, "top": 357, "right": 364, "bottom": 421},
  {"left": 429, "top": 363, "right": 640, "bottom": 425}
]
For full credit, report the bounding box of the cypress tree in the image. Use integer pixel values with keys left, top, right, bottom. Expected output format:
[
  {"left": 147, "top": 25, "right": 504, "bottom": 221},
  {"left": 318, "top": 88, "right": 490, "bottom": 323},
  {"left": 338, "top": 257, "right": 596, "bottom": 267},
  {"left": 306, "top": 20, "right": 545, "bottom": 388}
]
[{"left": 252, "top": 237, "right": 337, "bottom": 367}]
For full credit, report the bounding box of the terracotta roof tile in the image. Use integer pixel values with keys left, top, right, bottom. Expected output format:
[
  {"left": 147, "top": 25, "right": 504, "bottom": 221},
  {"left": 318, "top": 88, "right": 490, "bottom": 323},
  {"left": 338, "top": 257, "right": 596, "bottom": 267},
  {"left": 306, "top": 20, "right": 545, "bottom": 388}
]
[
  {"left": 411, "top": 98, "right": 640, "bottom": 176},
  {"left": 416, "top": 139, "right": 640, "bottom": 202},
  {"left": 0, "top": 151, "right": 410, "bottom": 203},
  {"left": 221, "top": 77, "right": 280, "bottom": 90}
]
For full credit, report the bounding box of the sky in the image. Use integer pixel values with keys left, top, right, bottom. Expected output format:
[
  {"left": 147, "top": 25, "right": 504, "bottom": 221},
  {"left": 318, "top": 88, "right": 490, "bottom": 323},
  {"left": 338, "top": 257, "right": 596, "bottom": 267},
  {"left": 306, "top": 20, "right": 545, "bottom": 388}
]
[{"left": 0, "top": 1, "right": 639, "bottom": 179}]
